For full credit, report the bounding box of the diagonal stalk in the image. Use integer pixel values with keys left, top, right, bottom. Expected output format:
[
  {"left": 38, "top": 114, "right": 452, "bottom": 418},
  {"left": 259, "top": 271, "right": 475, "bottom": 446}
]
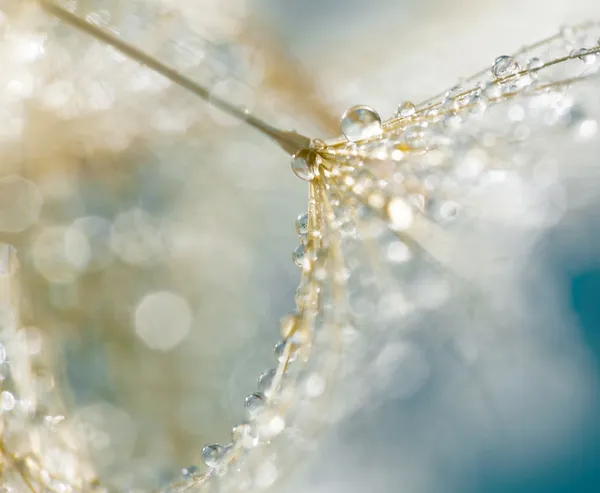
[{"left": 38, "top": 0, "right": 312, "bottom": 156}]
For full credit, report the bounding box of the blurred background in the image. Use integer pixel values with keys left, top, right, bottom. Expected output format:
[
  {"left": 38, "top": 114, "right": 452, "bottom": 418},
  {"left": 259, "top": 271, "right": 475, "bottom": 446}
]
[{"left": 1, "top": 0, "right": 600, "bottom": 492}]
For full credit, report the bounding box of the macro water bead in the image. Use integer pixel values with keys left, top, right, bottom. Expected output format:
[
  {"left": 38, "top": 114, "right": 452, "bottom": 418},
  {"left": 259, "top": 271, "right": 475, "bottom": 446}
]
[
  {"left": 291, "top": 149, "right": 320, "bottom": 181},
  {"left": 491, "top": 55, "right": 521, "bottom": 78},
  {"left": 340, "top": 105, "right": 383, "bottom": 142}
]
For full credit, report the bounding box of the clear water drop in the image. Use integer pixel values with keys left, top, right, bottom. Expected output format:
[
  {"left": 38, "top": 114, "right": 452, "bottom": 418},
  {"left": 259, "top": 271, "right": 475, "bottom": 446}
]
[
  {"left": 491, "top": 55, "right": 521, "bottom": 78},
  {"left": 274, "top": 340, "right": 298, "bottom": 363},
  {"left": 572, "top": 48, "right": 597, "bottom": 64},
  {"left": 395, "top": 101, "right": 416, "bottom": 118},
  {"left": 527, "top": 57, "right": 544, "bottom": 72},
  {"left": 244, "top": 393, "right": 265, "bottom": 418},
  {"left": 201, "top": 444, "right": 225, "bottom": 468},
  {"left": 292, "top": 244, "right": 306, "bottom": 268},
  {"left": 340, "top": 105, "right": 382, "bottom": 142},
  {"left": 257, "top": 369, "right": 277, "bottom": 395},
  {"left": 291, "top": 149, "right": 320, "bottom": 181},
  {"left": 295, "top": 212, "right": 308, "bottom": 236}
]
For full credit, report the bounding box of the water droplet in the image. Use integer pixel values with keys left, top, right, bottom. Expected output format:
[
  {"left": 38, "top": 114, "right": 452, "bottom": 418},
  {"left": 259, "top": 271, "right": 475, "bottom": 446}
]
[
  {"left": 244, "top": 393, "right": 265, "bottom": 418},
  {"left": 395, "top": 101, "right": 416, "bottom": 118},
  {"left": 340, "top": 105, "right": 382, "bottom": 142},
  {"left": 291, "top": 149, "right": 320, "bottom": 181},
  {"left": 295, "top": 213, "right": 308, "bottom": 236},
  {"left": 387, "top": 198, "right": 414, "bottom": 231},
  {"left": 201, "top": 444, "right": 226, "bottom": 468},
  {"left": 292, "top": 244, "right": 307, "bottom": 268},
  {"left": 491, "top": 55, "right": 521, "bottom": 78},
  {"left": 274, "top": 340, "right": 298, "bottom": 363},
  {"left": 527, "top": 57, "right": 544, "bottom": 73},
  {"left": 257, "top": 369, "right": 277, "bottom": 395},
  {"left": 572, "top": 48, "right": 597, "bottom": 64}
]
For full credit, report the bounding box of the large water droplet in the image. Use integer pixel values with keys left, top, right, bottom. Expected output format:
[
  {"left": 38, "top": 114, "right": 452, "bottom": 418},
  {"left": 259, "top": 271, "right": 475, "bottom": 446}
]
[
  {"left": 291, "top": 149, "right": 320, "bottom": 181},
  {"left": 491, "top": 55, "right": 520, "bottom": 78},
  {"left": 340, "top": 105, "right": 382, "bottom": 142}
]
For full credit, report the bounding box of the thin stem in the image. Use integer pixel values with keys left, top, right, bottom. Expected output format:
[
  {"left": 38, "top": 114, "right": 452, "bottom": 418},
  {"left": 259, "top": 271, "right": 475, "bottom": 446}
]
[{"left": 38, "top": 1, "right": 311, "bottom": 156}]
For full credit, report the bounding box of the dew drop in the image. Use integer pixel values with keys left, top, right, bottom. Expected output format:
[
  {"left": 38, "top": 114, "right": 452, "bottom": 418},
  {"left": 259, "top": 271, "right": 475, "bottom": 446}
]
[
  {"left": 395, "top": 101, "right": 416, "bottom": 118},
  {"left": 527, "top": 57, "right": 544, "bottom": 73},
  {"left": 291, "top": 149, "right": 320, "bottom": 181},
  {"left": 572, "top": 48, "right": 597, "bottom": 64},
  {"left": 292, "top": 244, "right": 306, "bottom": 268},
  {"left": 491, "top": 55, "right": 521, "bottom": 78},
  {"left": 244, "top": 393, "right": 265, "bottom": 418},
  {"left": 257, "top": 369, "right": 277, "bottom": 395},
  {"left": 201, "top": 444, "right": 225, "bottom": 468},
  {"left": 295, "top": 212, "right": 309, "bottom": 236},
  {"left": 340, "top": 105, "right": 382, "bottom": 142},
  {"left": 274, "top": 340, "right": 298, "bottom": 363}
]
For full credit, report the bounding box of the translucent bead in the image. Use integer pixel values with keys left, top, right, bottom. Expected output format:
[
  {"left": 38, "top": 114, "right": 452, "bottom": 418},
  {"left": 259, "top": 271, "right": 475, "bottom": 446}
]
[
  {"left": 295, "top": 213, "right": 308, "bottom": 236},
  {"left": 292, "top": 244, "right": 306, "bottom": 268},
  {"left": 244, "top": 393, "right": 265, "bottom": 418},
  {"left": 491, "top": 55, "right": 520, "bottom": 78},
  {"left": 274, "top": 340, "right": 298, "bottom": 363},
  {"left": 527, "top": 57, "right": 544, "bottom": 72},
  {"left": 395, "top": 101, "right": 416, "bottom": 118},
  {"left": 201, "top": 444, "right": 225, "bottom": 468},
  {"left": 291, "top": 148, "right": 320, "bottom": 181},
  {"left": 340, "top": 105, "right": 382, "bottom": 142},
  {"left": 572, "top": 48, "right": 596, "bottom": 64},
  {"left": 257, "top": 369, "right": 277, "bottom": 395}
]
